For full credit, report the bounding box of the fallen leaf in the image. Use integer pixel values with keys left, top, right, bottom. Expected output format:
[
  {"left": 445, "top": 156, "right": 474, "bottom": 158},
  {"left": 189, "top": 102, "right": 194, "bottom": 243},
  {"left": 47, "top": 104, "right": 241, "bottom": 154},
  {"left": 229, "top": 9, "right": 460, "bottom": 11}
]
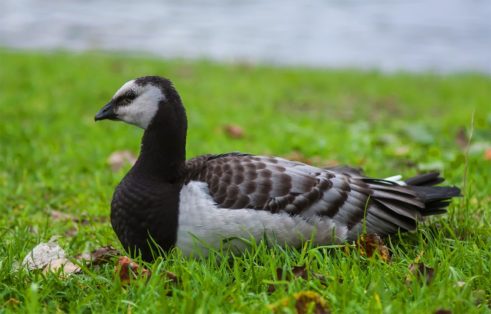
[
  {"left": 108, "top": 150, "right": 137, "bottom": 172},
  {"left": 455, "top": 127, "right": 469, "bottom": 150},
  {"left": 434, "top": 309, "right": 452, "bottom": 314},
  {"left": 22, "top": 240, "right": 66, "bottom": 271},
  {"left": 485, "top": 148, "right": 491, "bottom": 161},
  {"left": 44, "top": 258, "right": 81, "bottom": 275},
  {"left": 269, "top": 291, "right": 330, "bottom": 314},
  {"left": 294, "top": 291, "right": 330, "bottom": 314},
  {"left": 356, "top": 234, "right": 391, "bottom": 262},
  {"left": 64, "top": 227, "right": 78, "bottom": 237},
  {"left": 116, "top": 256, "right": 151, "bottom": 284},
  {"left": 76, "top": 246, "right": 121, "bottom": 266},
  {"left": 165, "top": 271, "right": 178, "bottom": 283},
  {"left": 22, "top": 239, "right": 81, "bottom": 276},
  {"left": 223, "top": 124, "right": 245, "bottom": 139},
  {"left": 406, "top": 263, "right": 435, "bottom": 285},
  {"left": 291, "top": 266, "right": 309, "bottom": 280}
]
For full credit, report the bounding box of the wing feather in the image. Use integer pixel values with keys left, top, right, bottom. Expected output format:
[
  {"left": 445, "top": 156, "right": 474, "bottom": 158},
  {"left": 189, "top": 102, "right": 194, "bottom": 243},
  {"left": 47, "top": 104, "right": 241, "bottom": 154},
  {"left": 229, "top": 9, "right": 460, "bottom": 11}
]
[{"left": 184, "top": 153, "right": 452, "bottom": 238}]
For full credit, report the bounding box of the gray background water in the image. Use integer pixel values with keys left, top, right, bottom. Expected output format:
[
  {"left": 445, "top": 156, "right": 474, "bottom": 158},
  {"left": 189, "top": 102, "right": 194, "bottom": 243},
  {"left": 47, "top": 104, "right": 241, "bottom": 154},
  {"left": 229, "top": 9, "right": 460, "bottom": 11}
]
[{"left": 1, "top": 0, "right": 490, "bottom": 73}]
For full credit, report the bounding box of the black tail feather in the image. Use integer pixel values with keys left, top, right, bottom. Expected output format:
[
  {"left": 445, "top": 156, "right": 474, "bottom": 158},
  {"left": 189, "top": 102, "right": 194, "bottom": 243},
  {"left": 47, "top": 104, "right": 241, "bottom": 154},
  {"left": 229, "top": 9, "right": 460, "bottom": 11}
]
[
  {"left": 405, "top": 172, "right": 461, "bottom": 216},
  {"left": 364, "top": 172, "right": 460, "bottom": 235},
  {"left": 404, "top": 172, "right": 445, "bottom": 186}
]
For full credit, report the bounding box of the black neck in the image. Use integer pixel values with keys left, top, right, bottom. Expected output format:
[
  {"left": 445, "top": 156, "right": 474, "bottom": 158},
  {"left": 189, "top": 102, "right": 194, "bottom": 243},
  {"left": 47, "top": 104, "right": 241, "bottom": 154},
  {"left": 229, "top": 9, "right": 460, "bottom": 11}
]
[{"left": 134, "top": 99, "right": 187, "bottom": 182}]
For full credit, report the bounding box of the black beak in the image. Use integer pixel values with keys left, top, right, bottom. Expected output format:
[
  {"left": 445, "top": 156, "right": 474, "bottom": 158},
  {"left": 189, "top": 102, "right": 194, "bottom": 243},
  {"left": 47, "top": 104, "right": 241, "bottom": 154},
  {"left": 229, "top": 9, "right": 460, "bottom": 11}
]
[{"left": 94, "top": 101, "right": 117, "bottom": 121}]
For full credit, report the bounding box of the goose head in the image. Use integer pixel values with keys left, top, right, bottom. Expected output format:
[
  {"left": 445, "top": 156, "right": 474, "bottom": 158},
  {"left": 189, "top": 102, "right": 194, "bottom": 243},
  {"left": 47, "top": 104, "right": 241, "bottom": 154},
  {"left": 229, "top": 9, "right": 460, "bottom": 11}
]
[{"left": 95, "top": 76, "right": 180, "bottom": 129}]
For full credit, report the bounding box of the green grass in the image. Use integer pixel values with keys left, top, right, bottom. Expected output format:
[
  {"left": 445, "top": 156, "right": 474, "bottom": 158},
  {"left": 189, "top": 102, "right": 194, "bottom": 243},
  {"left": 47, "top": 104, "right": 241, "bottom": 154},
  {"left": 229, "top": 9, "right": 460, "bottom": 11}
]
[{"left": 0, "top": 49, "right": 490, "bottom": 313}]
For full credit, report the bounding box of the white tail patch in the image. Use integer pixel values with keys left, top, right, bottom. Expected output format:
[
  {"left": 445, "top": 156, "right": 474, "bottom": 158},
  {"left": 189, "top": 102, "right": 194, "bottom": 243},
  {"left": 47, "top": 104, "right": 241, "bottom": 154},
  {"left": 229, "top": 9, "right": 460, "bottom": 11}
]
[{"left": 384, "top": 175, "right": 407, "bottom": 186}]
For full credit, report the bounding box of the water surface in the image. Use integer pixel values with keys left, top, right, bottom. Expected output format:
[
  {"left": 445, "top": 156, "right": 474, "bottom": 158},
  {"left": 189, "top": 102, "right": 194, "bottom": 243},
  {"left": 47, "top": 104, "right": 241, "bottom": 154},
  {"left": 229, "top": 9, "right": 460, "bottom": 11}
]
[{"left": 1, "top": 0, "right": 490, "bottom": 73}]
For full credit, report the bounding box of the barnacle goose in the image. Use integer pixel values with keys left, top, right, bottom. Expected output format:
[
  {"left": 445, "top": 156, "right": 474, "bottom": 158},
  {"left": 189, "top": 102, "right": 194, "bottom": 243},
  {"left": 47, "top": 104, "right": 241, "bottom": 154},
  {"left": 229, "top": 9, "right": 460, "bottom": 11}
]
[{"left": 95, "top": 76, "right": 460, "bottom": 261}]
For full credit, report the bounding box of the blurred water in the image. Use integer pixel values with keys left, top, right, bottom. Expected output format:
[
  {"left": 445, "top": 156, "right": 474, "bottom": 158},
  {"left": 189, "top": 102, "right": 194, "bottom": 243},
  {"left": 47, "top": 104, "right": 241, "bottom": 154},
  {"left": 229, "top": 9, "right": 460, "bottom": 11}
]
[{"left": 1, "top": 0, "right": 490, "bottom": 73}]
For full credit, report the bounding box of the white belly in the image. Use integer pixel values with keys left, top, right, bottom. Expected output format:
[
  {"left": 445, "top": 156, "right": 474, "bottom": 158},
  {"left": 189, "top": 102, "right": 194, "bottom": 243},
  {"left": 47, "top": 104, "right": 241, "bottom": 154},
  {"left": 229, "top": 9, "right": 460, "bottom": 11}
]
[{"left": 176, "top": 181, "right": 348, "bottom": 256}]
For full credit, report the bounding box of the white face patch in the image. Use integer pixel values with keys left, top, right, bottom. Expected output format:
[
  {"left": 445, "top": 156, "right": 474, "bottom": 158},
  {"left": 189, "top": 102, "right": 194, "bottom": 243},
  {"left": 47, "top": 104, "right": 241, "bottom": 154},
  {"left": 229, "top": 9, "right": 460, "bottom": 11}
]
[{"left": 113, "top": 80, "right": 165, "bottom": 129}]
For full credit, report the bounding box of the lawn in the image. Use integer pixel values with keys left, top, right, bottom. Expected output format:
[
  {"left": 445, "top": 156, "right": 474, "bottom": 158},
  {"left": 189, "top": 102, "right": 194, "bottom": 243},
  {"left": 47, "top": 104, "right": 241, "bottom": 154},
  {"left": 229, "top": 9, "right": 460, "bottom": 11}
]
[{"left": 0, "top": 49, "right": 490, "bottom": 313}]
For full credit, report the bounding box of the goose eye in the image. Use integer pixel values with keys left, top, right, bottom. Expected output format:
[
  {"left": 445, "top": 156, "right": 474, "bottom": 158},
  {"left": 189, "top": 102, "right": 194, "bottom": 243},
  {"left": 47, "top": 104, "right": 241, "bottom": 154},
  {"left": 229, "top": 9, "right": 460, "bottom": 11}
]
[
  {"left": 121, "top": 97, "right": 132, "bottom": 105},
  {"left": 121, "top": 93, "right": 136, "bottom": 105}
]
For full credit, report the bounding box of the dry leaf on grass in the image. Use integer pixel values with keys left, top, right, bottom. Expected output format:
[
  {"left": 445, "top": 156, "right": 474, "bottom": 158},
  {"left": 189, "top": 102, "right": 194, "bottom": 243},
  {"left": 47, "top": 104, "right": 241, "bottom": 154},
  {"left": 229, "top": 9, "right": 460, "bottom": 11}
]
[
  {"left": 116, "top": 256, "right": 151, "bottom": 284},
  {"left": 356, "top": 234, "right": 391, "bottom": 262},
  {"left": 165, "top": 270, "right": 179, "bottom": 283},
  {"left": 269, "top": 291, "right": 330, "bottom": 314},
  {"left": 65, "top": 227, "right": 78, "bottom": 237},
  {"left": 45, "top": 258, "right": 81, "bottom": 275},
  {"left": 434, "top": 309, "right": 452, "bottom": 314},
  {"left": 22, "top": 240, "right": 81, "bottom": 275},
  {"left": 22, "top": 239, "right": 66, "bottom": 271},
  {"left": 108, "top": 150, "right": 137, "bottom": 172},
  {"left": 223, "top": 124, "right": 245, "bottom": 139},
  {"left": 76, "top": 246, "right": 121, "bottom": 266},
  {"left": 485, "top": 148, "right": 491, "bottom": 161},
  {"left": 406, "top": 263, "right": 435, "bottom": 285}
]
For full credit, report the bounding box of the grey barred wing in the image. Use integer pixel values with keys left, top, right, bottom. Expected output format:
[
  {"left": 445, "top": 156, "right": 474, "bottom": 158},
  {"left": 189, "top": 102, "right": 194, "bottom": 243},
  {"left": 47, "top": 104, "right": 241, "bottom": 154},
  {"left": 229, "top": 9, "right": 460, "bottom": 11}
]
[
  {"left": 184, "top": 154, "right": 371, "bottom": 223},
  {"left": 183, "top": 153, "right": 459, "bottom": 240}
]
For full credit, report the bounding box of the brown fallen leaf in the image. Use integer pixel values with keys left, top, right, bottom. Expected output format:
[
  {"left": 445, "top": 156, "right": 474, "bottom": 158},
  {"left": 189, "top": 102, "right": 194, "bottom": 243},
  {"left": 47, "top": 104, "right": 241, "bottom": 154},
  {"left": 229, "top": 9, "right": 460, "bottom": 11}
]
[
  {"left": 223, "top": 124, "right": 245, "bottom": 139},
  {"left": 455, "top": 127, "right": 469, "bottom": 150},
  {"left": 76, "top": 246, "right": 121, "bottom": 266},
  {"left": 485, "top": 148, "right": 491, "bottom": 161},
  {"left": 65, "top": 227, "right": 78, "bottom": 237},
  {"left": 108, "top": 150, "right": 137, "bottom": 172},
  {"left": 165, "top": 271, "right": 179, "bottom": 283},
  {"left": 406, "top": 263, "right": 435, "bottom": 285},
  {"left": 90, "top": 246, "right": 121, "bottom": 265},
  {"left": 434, "top": 309, "right": 452, "bottom": 314},
  {"left": 116, "top": 256, "right": 151, "bottom": 284},
  {"left": 356, "top": 234, "right": 391, "bottom": 262},
  {"left": 295, "top": 291, "right": 330, "bottom": 314},
  {"left": 269, "top": 291, "right": 330, "bottom": 314}
]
